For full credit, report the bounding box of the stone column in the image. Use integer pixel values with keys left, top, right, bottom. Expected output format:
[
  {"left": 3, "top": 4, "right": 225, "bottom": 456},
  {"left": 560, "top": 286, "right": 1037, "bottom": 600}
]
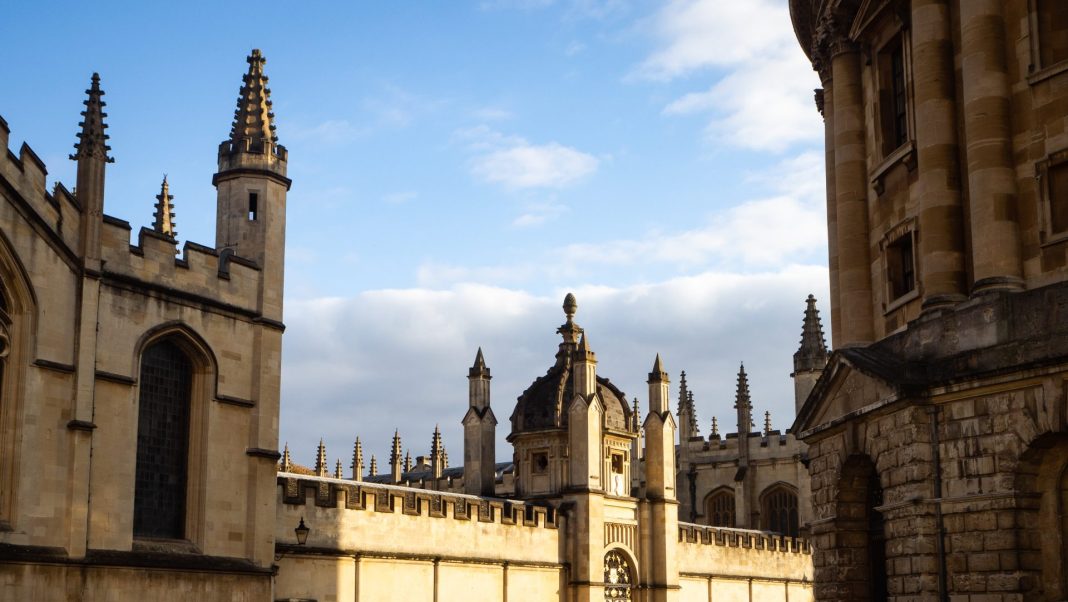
[
  {"left": 959, "top": 0, "right": 1024, "bottom": 294},
  {"left": 913, "top": 0, "right": 967, "bottom": 310},
  {"left": 819, "top": 79, "right": 842, "bottom": 347},
  {"left": 832, "top": 44, "right": 875, "bottom": 345}
]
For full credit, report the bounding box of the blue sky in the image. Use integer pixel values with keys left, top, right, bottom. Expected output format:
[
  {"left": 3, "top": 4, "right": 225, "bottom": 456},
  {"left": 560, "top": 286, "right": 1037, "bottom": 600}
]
[{"left": 3, "top": 0, "right": 829, "bottom": 470}]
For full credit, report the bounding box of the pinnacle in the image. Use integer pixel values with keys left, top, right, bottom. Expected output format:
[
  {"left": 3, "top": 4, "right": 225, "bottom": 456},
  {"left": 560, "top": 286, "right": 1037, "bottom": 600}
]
[
  {"left": 648, "top": 353, "right": 668, "bottom": 383},
  {"left": 563, "top": 292, "right": 577, "bottom": 319},
  {"left": 470, "top": 347, "right": 490, "bottom": 377},
  {"left": 152, "top": 175, "right": 177, "bottom": 240},
  {"left": 228, "top": 48, "right": 278, "bottom": 150},
  {"left": 795, "top": 294, "right": 830, "bottom": 370},
  {"left": 71, "top": 72, "right": 114, "bottom": 163}
]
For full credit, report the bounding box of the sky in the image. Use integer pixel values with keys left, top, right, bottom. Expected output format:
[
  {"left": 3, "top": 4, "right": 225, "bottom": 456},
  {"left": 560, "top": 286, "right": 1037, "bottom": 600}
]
[{"left": 1, "top": 0, "right": 829, "bottom": 470}]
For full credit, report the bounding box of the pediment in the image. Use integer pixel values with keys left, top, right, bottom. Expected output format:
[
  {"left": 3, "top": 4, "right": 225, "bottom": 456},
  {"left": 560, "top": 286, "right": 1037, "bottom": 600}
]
[{"left": 793, "top": 348, "right": 916, "bottom": 434}]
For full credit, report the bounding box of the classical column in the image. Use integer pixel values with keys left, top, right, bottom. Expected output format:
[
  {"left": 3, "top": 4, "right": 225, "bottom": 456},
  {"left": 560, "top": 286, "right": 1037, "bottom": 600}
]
[
  {"left": 913, "top": 0, "right": 967, "bottom": 310},
  {"left": 818, "top": 78, "right": 842, "bottom": 346},
  {"left": 959, "top": 0, "right": 1024, "bottom": 294},
  {"left": 832, "top": 42, "right": 875, "bottom": 345}
]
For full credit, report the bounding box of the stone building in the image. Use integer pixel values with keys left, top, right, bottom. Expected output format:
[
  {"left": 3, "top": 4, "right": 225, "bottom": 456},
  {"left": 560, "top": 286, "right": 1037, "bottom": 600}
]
[
  {"left": 790, "top": 0, "right": 1068, "bottom": 599},
  {"left": 675, "top": 295, "right": 828, "bottom": 537},
  {"left": 0, "top": 49, "right": 816, "bottom": 601}
]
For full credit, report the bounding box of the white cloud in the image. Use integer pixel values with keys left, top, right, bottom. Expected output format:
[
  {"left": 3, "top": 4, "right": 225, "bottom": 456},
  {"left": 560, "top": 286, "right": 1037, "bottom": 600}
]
[
  {"left": 280, "top": 268, "right": 831, "bottom": 470},
  {"left": 383, "top": 191, "right": 418, "bottom": 205},
  {"left": 512, "top": 201, "right": 570, "bottom": 228},
  {"left": 633, "top": 0, "right": 822, "bottom": 152},
  {"left": 459, "top": 126, "right": 599, "bottom": 189}
]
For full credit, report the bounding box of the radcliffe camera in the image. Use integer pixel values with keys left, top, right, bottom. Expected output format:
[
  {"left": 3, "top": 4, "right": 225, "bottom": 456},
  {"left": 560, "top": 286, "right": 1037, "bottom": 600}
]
[{"left": 1, "top": 1, "right": 1066, "bottom": 601}]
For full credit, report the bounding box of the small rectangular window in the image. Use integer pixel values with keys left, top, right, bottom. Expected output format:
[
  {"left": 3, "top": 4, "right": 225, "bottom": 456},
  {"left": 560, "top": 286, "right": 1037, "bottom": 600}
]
[
  {"left": 248, "top": 192, "right": 259, "bottom": 221},
  {"left": 1050, "top": 162, "right": 1068, "bottom": 235},
  {"left": 611, "top": 453, "right": 624, "bottom": 475},
  {"left": 886, "top": 233, "right": 916, "bottom": 300},
  {"left": 532, "top": 451, "right": 549, "bottom": 474},
  {"left": 890, "top": 45, "right": 908, "bottom": 149}
]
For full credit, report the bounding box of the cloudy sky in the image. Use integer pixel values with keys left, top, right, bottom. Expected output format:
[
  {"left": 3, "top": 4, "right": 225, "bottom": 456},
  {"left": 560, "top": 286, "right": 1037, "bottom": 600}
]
[{"left": 2, "top": 0, "right": 828, "bottom": 469}]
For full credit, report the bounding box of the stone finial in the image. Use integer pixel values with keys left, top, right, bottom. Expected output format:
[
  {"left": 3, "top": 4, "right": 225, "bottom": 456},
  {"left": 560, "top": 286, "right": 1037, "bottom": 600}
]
[
  {"left": 443, "top": 447, "right": 449, "bottom": 469},
  {"left": 334, "top": 459, "right": 343, "bottom": 479},
  {"left": 315, "top": 439, "right": 328, "bottom": 477},
  {"left": 632, "top": 397, "right": 641, "bottom": 431},
  {"left": 71, "top": 73, "right": 114, "bottom": 163},
  {"left": 431, "top": 425, "right": 444, "bottom": 478},
  {"left": 557, "top": 292, "right": 583, "bottom": 345},
  {"left": 687, "top": 391, "right": 699, "bottom": 436},
  {"left": 280, "top": 442, "right": 292, "bottom": 472},
  {"left": 351, "top": 437, "right": 364, "bottom": 481},
  {"left": 152, "top": 175, "right": 178, "bottom": 240},
  {"left": 229, "top": 49, "right": 278, "bottom": 149},
  {"left": 794, "top": 294, "right": 830, "bottom": 372},
  {"left": 470, "top": 347, "right": 490, "bottom": 378},
  {"left": 369, "top": 454, "right": 378, "bottom": 476},
  {"left": 563, "top": 292, "right": 577, "bottom": 319},
  {"left": 648, "top": 353, "right": 668, "bottom": 383},
  {"left": 390, "top": 430, "right": 403, "bottom": 465},
  {"left": 404, "top": 449, "right": 412, "bottom": 472},
  {"left": 710, "top": 417, "right": 719, "bottom": 439},
  {"left": 764, "top": 411, "right": 772, "bottom": 436}
]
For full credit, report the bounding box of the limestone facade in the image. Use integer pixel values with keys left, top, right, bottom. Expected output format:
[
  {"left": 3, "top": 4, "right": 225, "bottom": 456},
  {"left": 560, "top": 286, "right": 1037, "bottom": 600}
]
[{"left": 790, "top": 0, "right": 1068, "bottom": 599}]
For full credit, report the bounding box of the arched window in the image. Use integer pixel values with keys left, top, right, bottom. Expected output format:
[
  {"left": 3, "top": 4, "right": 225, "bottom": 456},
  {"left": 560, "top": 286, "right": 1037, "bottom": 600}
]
[
  {"left": 761, "top": 485, "right": 799, "bottom": 537},
  {"left": 706, "top": 488, "right": 736, "bottom": 527},
  {"left": 604, "top": 550, "right": 632, "bottom": 602},
  {"left": 134, "top": 339, "right": 193, "bottom": 539}
]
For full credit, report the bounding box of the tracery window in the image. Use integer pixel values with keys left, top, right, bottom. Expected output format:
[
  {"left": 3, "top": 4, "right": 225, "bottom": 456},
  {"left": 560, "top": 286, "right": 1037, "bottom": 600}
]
[
  {"left": 762, "top": 485, "right": 799, "bottom": 538},
  {"left": 134, "top": 339, "right": 192, "bottom": 539},
  {"left": 604, "top": 550, "right": 632, "bottom": 602},
  {"left": 706, "top": 489, "right": 736, "bottom": 527}
]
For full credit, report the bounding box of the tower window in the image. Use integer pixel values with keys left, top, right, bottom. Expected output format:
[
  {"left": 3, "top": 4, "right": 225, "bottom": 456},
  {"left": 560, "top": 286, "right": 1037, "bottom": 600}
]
[
  {"left": 134, "top": 339, "right": 192, "bottom": 540},
  {"left": 878, "top": 37, "right": 910, "bottom": 156},
  {"left": 532, "top": 451, "right": 549, "bottom": 474},
  {"left": 886, "top": 233, "right": 916, "bottom": 300},
  {"left": 248, "top": 192, "right": 258, "bottom": 221}
]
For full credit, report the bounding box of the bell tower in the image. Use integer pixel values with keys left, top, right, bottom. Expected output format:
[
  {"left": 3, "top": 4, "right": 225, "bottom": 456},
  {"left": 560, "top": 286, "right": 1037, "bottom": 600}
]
[{"left": 213, "top": 48, "right": 290, "bottom": 321}]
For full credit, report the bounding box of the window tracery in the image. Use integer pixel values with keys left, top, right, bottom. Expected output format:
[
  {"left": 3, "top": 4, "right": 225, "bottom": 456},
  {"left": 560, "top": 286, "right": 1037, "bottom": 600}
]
[
  {"left": 604, "top": 550, "right": 632, "bottom": 601},
  {"left": 762, "top": 485, "right": 799, "bottom": 538},
  {"left": 706, "top": 489, "right": 736, "bottom": 528}
]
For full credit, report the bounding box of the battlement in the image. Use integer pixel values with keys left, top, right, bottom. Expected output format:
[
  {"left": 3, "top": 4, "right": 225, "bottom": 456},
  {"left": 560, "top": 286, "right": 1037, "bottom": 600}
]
[
  {"left": 277, "top": 473, "right": 558, "bottom": 529},
  {"left": 678, "top": 522, "right": 810, "bottom": 555},
  {"left": 99, "top": 219, "right": 263, "bottom": 313}
]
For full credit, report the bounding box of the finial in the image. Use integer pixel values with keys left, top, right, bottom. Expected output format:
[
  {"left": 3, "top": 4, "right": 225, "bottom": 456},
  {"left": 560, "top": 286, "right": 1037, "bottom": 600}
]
[
  {"left": 152, "top": 175, "right": 178, "bottom": 241},
  {"left": 228, "top": 48, "right": 278, "bottom": 150},
  {"left": 687, "top": 390, "right": 699, "bottom": 435},
  {"left": 71, "top": 72, "right": 114, "bottom": 163},
  {"left": 711, "top": 417, "right": 719, "bottom": 439},
  {"left": 404, "top": 449, "right": 412, "bottom": 472},
  {"left": 335, "top": 459, "right": 343, "bottom": 479},
  {"left": 369, "top": 454, "right": 378, "bottom": 476},
  {"left": 280, "top": 442, "right": 291, "bottom": 472},
  {"left": 563, "top": 292, "right": 577, "bottom": 319},
  {"left": 351, "top": 437, "right": 364, "bottom": 480},
  {"left": 470, "top": 347, "right": 490, "bottom": 377},
  {"left": 648, "top": 353, "right": 668, "bottom": 383},
  {"left": 764, "top": 411, "right": 772, "bottom": 436},
  {"left": 632, "top": 397, "right": 641, "bottom": 430}
]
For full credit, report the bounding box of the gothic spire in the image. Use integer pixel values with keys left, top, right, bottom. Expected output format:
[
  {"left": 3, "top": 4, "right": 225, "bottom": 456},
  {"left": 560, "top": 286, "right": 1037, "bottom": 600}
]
[
  {"left": 334, "top": 459, "right": 343, "bottom": 479},
  {"left": 390, "top": 430, "right": 403, "bottom": 465},
  {"left": 229, "top": 49, "right": 278, "bottom": 150},
  {"left": 794, "top": 294, "right": 830, "bottom": 371},
  {"left": 431, "top": 425, "right": 444, "bottom": 478},
  {"left": 764, "top": 410, "right": 772, "bottom": 436},
  {"left": 735, "top": 363, "right": 753, "bottom": 434},
  {"left": 404, "top": 449, "right": 413, "bottom": 472},
  {"left": 687, "top": 390, "right": 699, "bottom": 436},
  {"left": 470, "top": 347, "right": 490, "bottom": 377},
  {"left": 369, "top": 454, "right": 378, "bottom": 476},
  {"left": 152, "top": 175, "right": 177, "bottom": 239},
  {"left": 280, "top": 442, "right": 292, "bottom": 472},
  {"left": 71, "top": 73, "right": 114, "bottom": 163},
  {"left": 710, "top": 416, "right": 720, "bottom": 439},
  {"left": 315, "top": 439, "right": 328, "bottom": 477},
  {"left": 631, "top": 397, "right": 641, "bottom": 431}
]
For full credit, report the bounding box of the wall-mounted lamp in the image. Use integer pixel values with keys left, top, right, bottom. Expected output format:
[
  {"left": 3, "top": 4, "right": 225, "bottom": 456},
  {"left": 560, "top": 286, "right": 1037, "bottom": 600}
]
[{"left": 275, "top": 516, "right": 310, "bottom": 562}]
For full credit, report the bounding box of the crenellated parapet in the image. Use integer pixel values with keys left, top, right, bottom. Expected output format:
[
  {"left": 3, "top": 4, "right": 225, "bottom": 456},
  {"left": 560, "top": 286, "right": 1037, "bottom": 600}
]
[
  {"left": 277, "top": 472, "right": 559, "bottom": 530},
  {"left": 678, "top": 523, "right": 811, "bottom": 555},
  {"left": 97, "top": 217, "right": 265, "bottom": 314}
]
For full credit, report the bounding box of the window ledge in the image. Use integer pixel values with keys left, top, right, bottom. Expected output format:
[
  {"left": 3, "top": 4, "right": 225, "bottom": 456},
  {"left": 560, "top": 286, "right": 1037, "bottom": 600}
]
[
  {"left": 884, "top": 287, "right": 920, "bottom": 315},
  {"left": 870, "top": 141, "right": 916, "bottom": 195},
  {"left": 1028, "top": 59, "right": 1068, "bottom": 86},
  {"left": 1040, "top": 230, "right": 1068, "bottom": 248}
]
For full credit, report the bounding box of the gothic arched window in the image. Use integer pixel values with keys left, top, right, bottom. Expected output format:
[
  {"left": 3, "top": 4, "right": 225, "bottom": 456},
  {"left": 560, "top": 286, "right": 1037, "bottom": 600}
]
[
  {"left": 706, "top": 488, "right": 736, "bottom": 527},
  {"left": 762, "top": 485, "right": 799, "bottom": 537},
  {"left": 604, "top": 550, "right": 632, "bottom": 602},
  {"left": 134, "top": 339, "right": 193, "bottom": 539}
]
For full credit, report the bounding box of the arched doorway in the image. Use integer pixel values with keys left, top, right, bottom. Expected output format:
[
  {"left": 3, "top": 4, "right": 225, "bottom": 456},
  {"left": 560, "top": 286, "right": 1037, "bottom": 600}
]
[
  {"left": 834, "top": 454, "right": 887, "bottom": 602},
  {"left": 604, "top": 549, "right": 633, "bottom": 601}
]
